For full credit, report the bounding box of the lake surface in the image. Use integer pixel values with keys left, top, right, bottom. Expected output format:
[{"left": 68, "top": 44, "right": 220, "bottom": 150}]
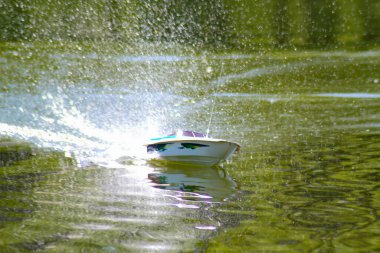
[{"left": 1, "top": 42, "right": 380, "bottom": 252}]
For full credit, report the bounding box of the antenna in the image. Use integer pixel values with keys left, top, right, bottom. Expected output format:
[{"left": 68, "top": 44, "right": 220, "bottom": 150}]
[
  {"left": 206, "top": 63, "right": 224, "bottom": 138},
  {"left": 206, "top": 100, "right": 215, "bottom": 137}
]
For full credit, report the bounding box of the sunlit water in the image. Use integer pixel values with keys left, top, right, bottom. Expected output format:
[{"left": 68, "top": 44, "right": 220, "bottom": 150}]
[{"left": 1, "top": 43, "right": 380, "bottom": 252}]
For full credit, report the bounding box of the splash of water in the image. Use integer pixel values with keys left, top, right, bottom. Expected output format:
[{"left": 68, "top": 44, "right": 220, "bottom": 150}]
[{"left": 0, "top": 85, "right": 166, "bottom": 167}]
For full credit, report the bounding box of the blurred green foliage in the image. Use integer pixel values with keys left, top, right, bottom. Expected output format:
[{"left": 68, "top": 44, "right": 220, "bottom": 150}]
[{"left": 0, "top": 0, "right": 379, "bottom": 49}]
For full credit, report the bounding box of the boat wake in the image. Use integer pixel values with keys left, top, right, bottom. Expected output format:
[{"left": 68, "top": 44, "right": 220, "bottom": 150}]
[{"left": 0, "top": 87, "right": 164, "bottom": 167}]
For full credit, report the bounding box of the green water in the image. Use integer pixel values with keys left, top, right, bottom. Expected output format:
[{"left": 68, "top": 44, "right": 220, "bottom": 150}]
[{"left": 0, "top": 42, "right": 380, "bottom": 252}]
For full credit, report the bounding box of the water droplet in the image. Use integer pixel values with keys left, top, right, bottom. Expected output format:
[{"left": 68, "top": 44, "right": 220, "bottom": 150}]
[{"left": 195, "top": 225, "right": 217, "bottom": 230}]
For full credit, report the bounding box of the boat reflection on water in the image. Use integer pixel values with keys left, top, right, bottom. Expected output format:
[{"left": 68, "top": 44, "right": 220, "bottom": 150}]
[{"left": 147, "top": 162, "right": 236, "bottom": 202}]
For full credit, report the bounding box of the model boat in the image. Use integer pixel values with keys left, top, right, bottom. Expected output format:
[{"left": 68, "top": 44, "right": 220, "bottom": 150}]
[{"left": 145, "top": 130, "right": 240, "bottom": 166}]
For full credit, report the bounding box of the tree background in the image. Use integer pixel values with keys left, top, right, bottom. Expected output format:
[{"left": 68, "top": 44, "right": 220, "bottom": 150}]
[{"left": 0, "top": 0, "right": 379, "bottom": 49}]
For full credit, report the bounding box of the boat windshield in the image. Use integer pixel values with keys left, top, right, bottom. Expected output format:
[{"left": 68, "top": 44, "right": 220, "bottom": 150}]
[{"left": 168, "top": 130, "right": 206, "bottom": 138}]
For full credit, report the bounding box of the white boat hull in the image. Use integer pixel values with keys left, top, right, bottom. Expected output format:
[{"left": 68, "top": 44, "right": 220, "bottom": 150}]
[{"left": 146, "top": 138, "right": 239, "bottom": 166}]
